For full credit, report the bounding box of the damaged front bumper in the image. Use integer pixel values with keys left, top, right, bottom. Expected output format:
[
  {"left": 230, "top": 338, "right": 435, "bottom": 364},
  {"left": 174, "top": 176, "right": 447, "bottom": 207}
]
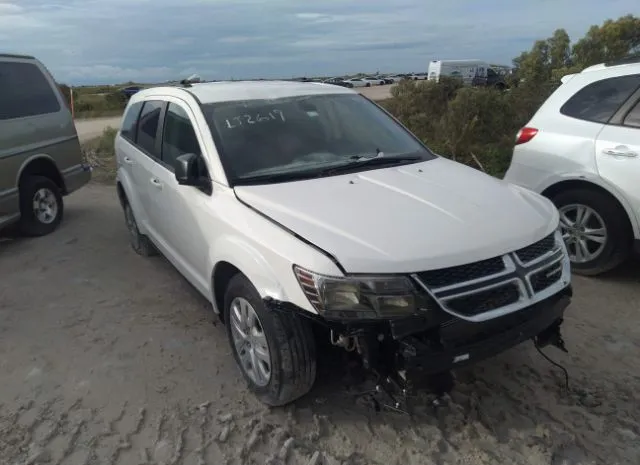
[
  {"left": 265, "top": 285, "right": 572, "bottom": 388},
  {"left": 397, "top": 289, "right": 570, "bottom": 377}
]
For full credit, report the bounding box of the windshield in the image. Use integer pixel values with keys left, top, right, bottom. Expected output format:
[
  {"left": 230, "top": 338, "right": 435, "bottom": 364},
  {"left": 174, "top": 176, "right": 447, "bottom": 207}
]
[{"left": 200, "top": 93, "right": 435, "bottom": 185}]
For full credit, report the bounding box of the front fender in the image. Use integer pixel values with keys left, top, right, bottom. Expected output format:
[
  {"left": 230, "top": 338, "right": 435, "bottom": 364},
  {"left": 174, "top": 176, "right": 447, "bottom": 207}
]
[
  {"left": 210, "top": 235, "right": 288, "bottom": 311},
  {"left": 116, "top": 169, "right": 147, "bottom": 233}
]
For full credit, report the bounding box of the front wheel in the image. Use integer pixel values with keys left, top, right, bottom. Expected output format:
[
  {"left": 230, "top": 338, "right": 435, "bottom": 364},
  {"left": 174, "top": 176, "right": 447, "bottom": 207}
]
[
  {"left": 123, "top": 202, "right": 157, "bottom": 257},
  {"left": 552, "top": 188, "right": 631, "bottom": 275},
  {"left": 224, "top": 273, "right": 317, "bottom": 406}
]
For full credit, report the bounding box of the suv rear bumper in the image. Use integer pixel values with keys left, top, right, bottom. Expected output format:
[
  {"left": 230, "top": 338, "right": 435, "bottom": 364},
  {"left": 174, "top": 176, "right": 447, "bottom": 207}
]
[{"left": 62, "top": 163, "right": 92, "bottom": 195}]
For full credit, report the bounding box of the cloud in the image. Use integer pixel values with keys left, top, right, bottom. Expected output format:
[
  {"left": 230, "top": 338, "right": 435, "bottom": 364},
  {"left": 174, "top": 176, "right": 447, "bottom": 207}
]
[{"left": 0, "top": 0, "right": 637, "bottom": 84}]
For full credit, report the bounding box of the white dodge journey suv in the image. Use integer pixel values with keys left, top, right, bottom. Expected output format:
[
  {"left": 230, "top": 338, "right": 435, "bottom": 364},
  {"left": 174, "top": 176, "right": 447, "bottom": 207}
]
[
  {"left": 115, "top": 80, "right": 572, "bottom": 406},
  {"left": 505, "top": 58, "right": 640, "bottom": 276}
]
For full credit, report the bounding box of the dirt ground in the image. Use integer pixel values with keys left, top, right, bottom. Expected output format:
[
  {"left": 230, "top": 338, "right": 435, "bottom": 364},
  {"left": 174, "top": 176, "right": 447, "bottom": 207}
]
[{"left": 1, "top": 184, "right": 639, "bottom": 465}]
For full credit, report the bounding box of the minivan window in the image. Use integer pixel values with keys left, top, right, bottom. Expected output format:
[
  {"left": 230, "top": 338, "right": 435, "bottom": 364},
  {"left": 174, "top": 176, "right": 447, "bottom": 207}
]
[
  {"left": 136, "top": 101, "right": 163, "bottom": 157},
  {"left": 201, "top": 93, "right": 434, "bottom": 185},
  {"left": 0, "top": 61, "right": 61, "bottom": 120},
  {"left": 120, "top": 102, "right": 143, "bottom": 141},
  {"left": 161, "top": 103, "right": 202, "bottom": 170},
  {"left": 560, "top": 74, "right": 640, "bottom": 123}
]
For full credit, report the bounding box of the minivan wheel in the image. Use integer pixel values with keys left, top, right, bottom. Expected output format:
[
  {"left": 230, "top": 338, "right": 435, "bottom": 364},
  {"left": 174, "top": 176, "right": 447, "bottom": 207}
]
[
  {"left": 123, "top": 202, "right": 157, "bottom": 257},
  {"left": 224, "top": 273, "right": 316, "bottom": 406},
  {"left": 552, "top": 188, "right": 631, "bottom": 276},
  {"left": 18, "top": 175, "right": 64, "bottom": 237}
]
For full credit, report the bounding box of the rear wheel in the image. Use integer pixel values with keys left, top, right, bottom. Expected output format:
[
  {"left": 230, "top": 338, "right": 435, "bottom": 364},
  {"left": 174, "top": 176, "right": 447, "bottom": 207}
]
[
  {"left": 224, "top": 273, "right": 316, "bottom": 406},
  {"left": 18, "top": 175, "right": 63, "bottom": 237},
  {"left": 552, "top": 188, "right": 631, "bottom": 275}
]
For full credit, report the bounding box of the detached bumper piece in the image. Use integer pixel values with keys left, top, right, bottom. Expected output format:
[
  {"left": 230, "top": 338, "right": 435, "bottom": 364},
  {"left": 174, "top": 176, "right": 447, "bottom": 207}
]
[{"left": 398, "top": 290, "right": 571, "bottom": 378}]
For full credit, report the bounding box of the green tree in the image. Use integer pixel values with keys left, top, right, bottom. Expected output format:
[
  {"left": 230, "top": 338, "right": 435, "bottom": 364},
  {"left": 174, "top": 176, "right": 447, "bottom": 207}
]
[{"left": 572, "top": 15, "right": 640, "bottom": 67}]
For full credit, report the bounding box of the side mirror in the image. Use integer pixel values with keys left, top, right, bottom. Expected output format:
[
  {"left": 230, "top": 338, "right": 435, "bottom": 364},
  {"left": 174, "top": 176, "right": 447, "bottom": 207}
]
[{"left": 174, "top": 153, "right": 211, "bottom": 191}]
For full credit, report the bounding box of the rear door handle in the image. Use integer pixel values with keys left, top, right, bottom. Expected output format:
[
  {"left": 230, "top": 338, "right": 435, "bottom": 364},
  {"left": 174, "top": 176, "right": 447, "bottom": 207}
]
[
  {"left": 123, "top": 156, "right": 135, "bottom": 165},
  {"left": 602, "top": 146, "right": 638, "bottom": 157},
  {"left": 150, "top": 178, "right": 163, "bottom": 189}
]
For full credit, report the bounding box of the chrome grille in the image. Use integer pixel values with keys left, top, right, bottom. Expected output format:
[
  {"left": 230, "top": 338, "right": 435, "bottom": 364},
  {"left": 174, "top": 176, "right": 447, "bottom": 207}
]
[
  {"left": 530, "top": 262, "right": 563, "bottom": 293},
  {"left": 515, "top": 233, "right": 555, "bottom": 263},
  {"left": 416, "top": 257, "right": 505, "bottom": 288},
  {"left": 412, "top": 231, "right": 569, "bottom": 322},
  {"left": 447, "top": 282, "right": 520, "bottom": 316}
]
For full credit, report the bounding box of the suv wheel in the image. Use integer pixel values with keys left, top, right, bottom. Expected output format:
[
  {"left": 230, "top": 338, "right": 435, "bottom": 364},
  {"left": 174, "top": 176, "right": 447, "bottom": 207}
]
[
  {"left": 224, "top": 273, "right": 316, "bottom": 406},
  {"left": 123, "top": 202, "right": 157, "bottom": 257},
  {"left": 18, "top": 175, "right": 63, "bottom": 236},
  {"left": 552, "top": 188, "right": 631, "bottom": 275}
]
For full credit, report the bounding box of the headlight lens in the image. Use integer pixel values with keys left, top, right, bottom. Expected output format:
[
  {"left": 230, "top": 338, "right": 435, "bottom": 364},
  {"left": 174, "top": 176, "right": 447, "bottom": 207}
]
[{"left": 293, "top": 265, "right": 429, "bottom": 320}]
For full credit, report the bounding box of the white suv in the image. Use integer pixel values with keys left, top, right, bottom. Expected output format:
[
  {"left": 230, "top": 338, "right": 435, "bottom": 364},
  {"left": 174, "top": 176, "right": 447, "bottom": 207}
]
[
  {"left": 504, "top": 58, "right": 640, "bottom": 275},
  {"left": 115, "top": 80, "right": 572, "bottom": 406}
]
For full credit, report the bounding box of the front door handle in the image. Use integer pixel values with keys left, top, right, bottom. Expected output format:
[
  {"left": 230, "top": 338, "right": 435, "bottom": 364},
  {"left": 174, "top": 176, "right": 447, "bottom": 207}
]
[
  {"left": 123, "top": 156, "right": 135, "bottom": 165},
  {"left": 150, "top": 178, "right": 163, "bottom": 189},
  {"left": 602, "top": 146, "right": 638, "bottom": 158}
]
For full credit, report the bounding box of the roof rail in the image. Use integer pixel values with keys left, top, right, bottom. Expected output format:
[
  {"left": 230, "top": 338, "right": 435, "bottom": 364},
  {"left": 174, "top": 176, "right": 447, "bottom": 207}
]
[
  {"left": 0, "top": 52, "right": 36, "bottom": 60},
  {"left": 604, "top": 54, "right": 640, "bottom": 67}
]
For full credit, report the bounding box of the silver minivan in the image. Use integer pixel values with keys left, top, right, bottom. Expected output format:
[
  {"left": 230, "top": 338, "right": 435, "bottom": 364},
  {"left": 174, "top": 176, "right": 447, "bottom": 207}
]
[{"left": 0, "top": 53, "right": 91, "bottom": 236}]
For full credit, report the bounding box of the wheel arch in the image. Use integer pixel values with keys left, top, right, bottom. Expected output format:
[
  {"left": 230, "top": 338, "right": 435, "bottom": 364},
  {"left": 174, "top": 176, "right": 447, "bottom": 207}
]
[
  {"left": 17, "top": 155, "right": 66, "bottom": 194},
  {"left": 541, "top": 178, "right": 638, "bottom": 239},
  {"left": 210, "top": 238, "right": 289, "bottom": 321}
]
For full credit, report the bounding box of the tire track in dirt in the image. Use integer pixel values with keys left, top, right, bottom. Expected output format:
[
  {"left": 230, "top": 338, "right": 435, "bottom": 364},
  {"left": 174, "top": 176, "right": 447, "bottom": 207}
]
[{"left": 1, "top": 185, "right": 640, "bottom": 465}]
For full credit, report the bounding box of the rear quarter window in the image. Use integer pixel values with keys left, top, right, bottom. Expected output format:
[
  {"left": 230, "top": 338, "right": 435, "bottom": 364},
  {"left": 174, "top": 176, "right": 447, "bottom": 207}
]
[
  {"left": 560, "top": 74, "right": 640, "bottom": 123},
  {"left": 0, "top": 61, "right": 61, "bottom": 120},
  {"left": 120, "top": 102, "right": 143, "bottom": 141}
]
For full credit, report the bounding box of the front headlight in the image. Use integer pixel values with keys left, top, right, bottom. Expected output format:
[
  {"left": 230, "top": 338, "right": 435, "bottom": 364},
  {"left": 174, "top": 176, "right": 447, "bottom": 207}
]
[{"left": 293, "top": 265, "right": 431, "bottom": 320}]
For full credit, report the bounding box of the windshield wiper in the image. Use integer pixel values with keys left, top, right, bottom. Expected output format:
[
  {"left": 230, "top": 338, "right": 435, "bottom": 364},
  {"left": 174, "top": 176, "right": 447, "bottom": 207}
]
[
  {"left": 316, "top": 155, "right": 422, "bottom": 177},
  {"left": 235, "top": 170, "right": 321, "bottom": 185},
  {"left": 234, "top": 154, "right": 424, "bottom": 185}
]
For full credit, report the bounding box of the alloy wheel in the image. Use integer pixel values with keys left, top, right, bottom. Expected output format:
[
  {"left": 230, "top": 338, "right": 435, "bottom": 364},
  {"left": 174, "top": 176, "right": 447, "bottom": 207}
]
[
  {"left": 558, "top": 203, "right": 607, "bottom": 263},
  {"left": 229, "top": 297, "right": 272, "bottom": 387}
]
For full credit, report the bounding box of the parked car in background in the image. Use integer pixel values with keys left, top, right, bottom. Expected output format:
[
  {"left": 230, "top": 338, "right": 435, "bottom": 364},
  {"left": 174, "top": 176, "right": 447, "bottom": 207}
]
[
  {"left": 115, "top": 80, "right": 572, "bottom": 407},
  {"left": 343, "top": 78, "right": 368, "bottom": 88},
  {"left": 0, "top": 53, "right": 91, "bottom": 236},
  {"left": 504, "top": 57, "right": 640, "bottom": 275},
  {"left": 322, "top": 77, "right": 354, "bottom": 88},
  {"left": 385, "top": 75, "right": 405, "bottom": 83},
  {"left": 121, "top": 86, "right": 142, "bottom": 100},
  {"left": 362, "top": 76, "right": 385, "bottom": 86},
  {"left": 409, "top": 73, "right": 428, "bottom": 80}
]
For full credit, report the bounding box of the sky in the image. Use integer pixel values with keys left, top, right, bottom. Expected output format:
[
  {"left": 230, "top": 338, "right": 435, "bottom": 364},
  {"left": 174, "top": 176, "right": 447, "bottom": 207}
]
[{"left": 0, "top": 0, "right": 637, "bottom": 85}]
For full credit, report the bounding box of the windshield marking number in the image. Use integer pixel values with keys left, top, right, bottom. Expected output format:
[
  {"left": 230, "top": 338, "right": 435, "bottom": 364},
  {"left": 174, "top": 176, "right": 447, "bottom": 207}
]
[{"left": 224, "top": 109, "right": 286, "bottom": 129}]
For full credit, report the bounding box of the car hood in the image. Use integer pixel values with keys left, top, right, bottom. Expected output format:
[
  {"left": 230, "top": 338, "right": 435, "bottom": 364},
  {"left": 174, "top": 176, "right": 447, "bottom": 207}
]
[{"left": 234, "top": 157, "right": 559, "bottom": 274}]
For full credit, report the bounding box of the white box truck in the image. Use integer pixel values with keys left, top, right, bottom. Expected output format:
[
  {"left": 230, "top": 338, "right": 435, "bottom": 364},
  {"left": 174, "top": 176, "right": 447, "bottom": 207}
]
[{"left": 428, "top": 60, "right": 508, "bottom": 89}]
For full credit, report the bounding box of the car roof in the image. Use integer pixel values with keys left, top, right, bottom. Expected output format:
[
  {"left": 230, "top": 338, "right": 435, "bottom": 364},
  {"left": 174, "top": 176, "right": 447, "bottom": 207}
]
[
  {"left": 134, "top": 80, "right": 356, "bottom": 104},
  {"left": 0, "top": 52, "right": 36, "bottom": 60}
]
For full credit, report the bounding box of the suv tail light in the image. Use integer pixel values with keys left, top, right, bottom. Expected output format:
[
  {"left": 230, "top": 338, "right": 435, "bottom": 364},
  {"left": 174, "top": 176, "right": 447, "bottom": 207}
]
[{"left": 515, "top": 127, "right": 538, "bottom": 145}]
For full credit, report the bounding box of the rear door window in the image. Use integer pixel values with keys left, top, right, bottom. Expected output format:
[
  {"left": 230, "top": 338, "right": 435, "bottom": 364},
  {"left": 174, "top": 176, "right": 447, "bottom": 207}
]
[
  {"left": 0, "top": 61, "right": 61, "bottom": 120},
  {"left": 135, "top": 101, "right": 163, "bottom": 157},
  {"left": 560, "top": 74, "right": 640, "bottom": 123}
]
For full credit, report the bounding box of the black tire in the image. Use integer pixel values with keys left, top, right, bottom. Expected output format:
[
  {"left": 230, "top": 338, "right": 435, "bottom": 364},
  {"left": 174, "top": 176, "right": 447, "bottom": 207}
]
[
  {"left": 224, "top": 273, "right": 317, "bottom": 406},
  {"left": 366, "top": 82, "right": 371, "bottom": 87},
  {"left": 551, "top": 188, "right": 631, "bottom": 276},
  {"left": 18, "top": 175, "right": 64, "bottom": 237},
  {"left": 123, "top": 202, "right": 157, "bottom": 257}
]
